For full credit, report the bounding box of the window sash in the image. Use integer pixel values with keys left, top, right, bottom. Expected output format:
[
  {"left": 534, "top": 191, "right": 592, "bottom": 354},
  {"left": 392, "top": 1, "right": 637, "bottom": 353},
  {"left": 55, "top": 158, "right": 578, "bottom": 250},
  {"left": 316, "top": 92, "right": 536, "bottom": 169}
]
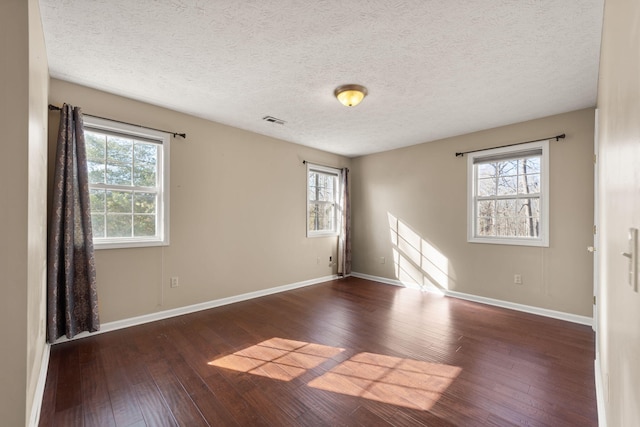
[
  {"left": 309, "top": 200, "right": 336, "bottom": 232},
  {"left": 83, "top": 116, "right": 170, "bottom": 249},
  {"left": 467, "top": 140, "right": 549, "bottom": 247},
  {"left": 306, "top": 163, "right": 340, "bottom": 237}
]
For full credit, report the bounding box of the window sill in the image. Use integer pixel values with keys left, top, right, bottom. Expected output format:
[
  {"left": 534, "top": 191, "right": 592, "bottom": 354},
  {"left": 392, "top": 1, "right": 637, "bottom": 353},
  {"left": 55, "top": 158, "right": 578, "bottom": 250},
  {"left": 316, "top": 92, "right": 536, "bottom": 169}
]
[
  {"left": 94, "top": 239, "right": 169, "bottom": 250},
  {"left": 468, "top": 236, "right": 548, "bottom": 247},
  {"left": 307, "top": 232, "right": 339, "bottom": 238}
]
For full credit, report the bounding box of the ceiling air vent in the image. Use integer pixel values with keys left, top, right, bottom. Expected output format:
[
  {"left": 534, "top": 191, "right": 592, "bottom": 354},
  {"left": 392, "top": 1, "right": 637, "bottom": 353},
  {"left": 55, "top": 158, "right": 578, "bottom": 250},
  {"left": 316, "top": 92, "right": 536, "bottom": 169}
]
[{"left": 262, "top": 116, "right": 286, "bottom": 125}]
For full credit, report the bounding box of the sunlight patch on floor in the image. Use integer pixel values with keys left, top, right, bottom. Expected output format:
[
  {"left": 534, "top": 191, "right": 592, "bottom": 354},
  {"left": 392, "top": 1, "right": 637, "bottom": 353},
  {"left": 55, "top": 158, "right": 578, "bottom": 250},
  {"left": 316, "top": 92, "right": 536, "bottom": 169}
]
[
  {"left": 208, "top": 337, "right": 345, "bottom": 381},
  {"left": 210, "top": 338, "right": 461, "bottom": 411},
  {"left": 308, "top": 352, "right": 461, "bottom": 411}
]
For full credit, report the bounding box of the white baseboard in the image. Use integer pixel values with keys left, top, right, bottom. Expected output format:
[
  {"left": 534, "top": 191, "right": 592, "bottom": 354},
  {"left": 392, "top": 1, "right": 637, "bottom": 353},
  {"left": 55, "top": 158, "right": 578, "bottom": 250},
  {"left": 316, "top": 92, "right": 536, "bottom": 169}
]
[
  {"left": 595, "top": 356, "right": 607, "bottom": 427},
  {"left": 53, "top": 274, "right": 339, "bottom": 344},
  {"left": 446, "top": 290, "right": 592, "bottom": 326},
  {"left": 352, "top": 272, "right": 592, "bottom": 326},
  {"left": 28, "top": 343, "right": 50, "bottom": 427}
]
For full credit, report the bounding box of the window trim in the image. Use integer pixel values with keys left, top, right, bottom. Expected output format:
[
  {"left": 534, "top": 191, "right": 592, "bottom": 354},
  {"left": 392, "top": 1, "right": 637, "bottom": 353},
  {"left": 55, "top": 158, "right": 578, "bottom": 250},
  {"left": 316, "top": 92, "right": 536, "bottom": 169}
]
[
  {"left": 306, "top": 163, "right": 341, "bottom": 238},
  {"left": 467, "top": 140, "right": 549, "bottom": 247},
  {"left": 83, "top": 116, "right": 170, "bottom": 250}
]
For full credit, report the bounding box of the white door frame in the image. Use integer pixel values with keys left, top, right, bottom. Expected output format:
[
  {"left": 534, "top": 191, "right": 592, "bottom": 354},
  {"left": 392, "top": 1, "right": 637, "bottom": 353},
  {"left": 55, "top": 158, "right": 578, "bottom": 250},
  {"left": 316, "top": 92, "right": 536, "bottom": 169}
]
[{"left": 593, "top": 108, "right": 600, "bottom": 338}]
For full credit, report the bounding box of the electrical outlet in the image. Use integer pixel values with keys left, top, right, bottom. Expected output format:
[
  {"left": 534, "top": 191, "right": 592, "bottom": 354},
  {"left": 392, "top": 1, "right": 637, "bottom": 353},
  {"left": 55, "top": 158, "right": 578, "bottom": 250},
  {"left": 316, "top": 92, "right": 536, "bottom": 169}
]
[
  {"left": 170, "top": 277, "right": 179, "bottom": 288},
  {"left": 379, "top": 257, "right": 385, "bottom": 264},
  {"left": 514, "top": 274, "right": 522, "bottom": 285}
]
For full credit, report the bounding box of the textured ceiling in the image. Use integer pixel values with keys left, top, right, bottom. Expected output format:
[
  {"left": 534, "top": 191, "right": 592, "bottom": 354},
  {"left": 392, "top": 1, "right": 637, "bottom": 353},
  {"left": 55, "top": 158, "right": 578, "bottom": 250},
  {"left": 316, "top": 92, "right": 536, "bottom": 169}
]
[{"left": 39, "top": 0, "right": 604, "bottom": 157}]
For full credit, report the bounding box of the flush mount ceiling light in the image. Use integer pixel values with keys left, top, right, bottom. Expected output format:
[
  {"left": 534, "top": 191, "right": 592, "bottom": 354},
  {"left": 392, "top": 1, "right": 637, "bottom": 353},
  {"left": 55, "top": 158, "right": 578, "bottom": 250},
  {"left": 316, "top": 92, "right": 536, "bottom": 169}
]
[{"left": 334, "top": 84, "right": 368, "bottom": 107}]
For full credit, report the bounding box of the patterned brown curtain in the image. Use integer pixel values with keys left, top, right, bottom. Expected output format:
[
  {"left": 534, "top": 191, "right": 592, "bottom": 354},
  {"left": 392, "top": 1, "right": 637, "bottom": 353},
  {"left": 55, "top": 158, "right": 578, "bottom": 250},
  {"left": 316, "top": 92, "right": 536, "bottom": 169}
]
[
  {"left": 47, "top": 104, "right": 100, "bottom": 342},
  {"left": 338, "top": 167, "right": 351, "bottom": 276}
]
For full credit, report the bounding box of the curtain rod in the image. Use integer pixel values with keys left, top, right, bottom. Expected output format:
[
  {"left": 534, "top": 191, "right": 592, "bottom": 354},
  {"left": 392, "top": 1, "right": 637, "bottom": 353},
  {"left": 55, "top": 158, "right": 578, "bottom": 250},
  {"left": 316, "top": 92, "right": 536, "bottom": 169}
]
[
  {"left": 455, "top": 133, "right": 565, "bottom": 157},
  {"left": 302, "top": 160, "right": 348, "bottom": 171},
  {"left": 48, "top": 104, "right": 186, "bottom": 139}
]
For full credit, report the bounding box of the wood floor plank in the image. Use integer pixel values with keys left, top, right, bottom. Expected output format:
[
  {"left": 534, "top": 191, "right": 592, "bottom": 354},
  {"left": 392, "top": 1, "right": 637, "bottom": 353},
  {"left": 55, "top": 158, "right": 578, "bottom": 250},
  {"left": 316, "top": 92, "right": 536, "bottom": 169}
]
[
  {"left": 349, "top": 405, "right": 395, "bottom": 426},
  {"left": 292, "top": 385, "right": 361, "bottom": 424},
  {"left": 38, "top": 344, "right": 60, "bottom": 424},
  {"left": 83, "top": 399, "right": 116, "bottom": 427},
  {"left": 364, "top": 401, "right": 461, "bottom": 427},
  {"left": 52, "top": 345, "right": 83, "bottom": 413},
  {"left": 132, "top": 380, "right": 178, "bottom": 427},
  {"left": 52, "top": 405, "right": 83, "bottom": 427},
  {"left": 201, "top": 372, "right": 271, "bottom": 426},
  {"left": 108, "top": 387, "right": 145, "bottom": 427},
  {"left": 40, "top": 277, "right": 597, "bottom": 426},
  {"left": 160, "top": 341, "right": 240, "bottom": 426},
  {"left": 145, "top": 359, "right": 209, "bottom": 427},
  {"left": 80, "top": 359, "right": 111, "bottom": 406}
]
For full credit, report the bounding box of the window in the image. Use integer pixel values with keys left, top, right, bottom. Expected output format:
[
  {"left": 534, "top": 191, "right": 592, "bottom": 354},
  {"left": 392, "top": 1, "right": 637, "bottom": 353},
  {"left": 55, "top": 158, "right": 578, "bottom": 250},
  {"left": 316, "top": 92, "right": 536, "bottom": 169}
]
[
  {"left": 467, "top": 140, "right": 549, "bottom": 247},
  {"left": 84, "top": 116, "right": 170, "bottom": 249},
  {"left": 307, "top": 164, "right": 340, "bottom": 237}
]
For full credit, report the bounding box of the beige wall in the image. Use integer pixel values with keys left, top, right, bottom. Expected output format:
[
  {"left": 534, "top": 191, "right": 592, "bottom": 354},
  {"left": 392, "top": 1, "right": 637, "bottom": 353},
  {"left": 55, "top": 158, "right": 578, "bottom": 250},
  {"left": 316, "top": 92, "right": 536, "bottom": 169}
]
[
  {"left": 0, "top": 0, "right": 49, "bottom": 425},
  {"left": 0, "top": 1, "right": 29, "bottom": 424},
  {"left": 596, "top": 0, "right": 640, "bottom": 424},
  {"left": 49, "top": 79, "right": 349, "bottom": 323},
  {"left": 351, "top": 108, "right": 595, "bottom": 316}
]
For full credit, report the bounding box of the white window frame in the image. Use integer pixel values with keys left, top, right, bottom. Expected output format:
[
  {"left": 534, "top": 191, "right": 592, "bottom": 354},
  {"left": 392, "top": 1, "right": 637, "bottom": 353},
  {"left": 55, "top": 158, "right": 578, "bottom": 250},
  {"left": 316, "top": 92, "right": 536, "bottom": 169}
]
[
  {"left": 84, "top": 116, "right": 170, "bottom": 249},
  {"left": 467, "top": 140, "right": 549, "bottom": 247},
  {"left": 306, "top": 163, "right": 341, "bottom": 238}
]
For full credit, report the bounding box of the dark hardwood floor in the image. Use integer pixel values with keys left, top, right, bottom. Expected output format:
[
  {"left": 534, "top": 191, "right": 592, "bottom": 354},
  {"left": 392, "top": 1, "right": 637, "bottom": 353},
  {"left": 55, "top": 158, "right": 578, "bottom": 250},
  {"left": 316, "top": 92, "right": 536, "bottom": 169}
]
[{"left": 39, "top": 277, "right": 597, "bottom": 426}]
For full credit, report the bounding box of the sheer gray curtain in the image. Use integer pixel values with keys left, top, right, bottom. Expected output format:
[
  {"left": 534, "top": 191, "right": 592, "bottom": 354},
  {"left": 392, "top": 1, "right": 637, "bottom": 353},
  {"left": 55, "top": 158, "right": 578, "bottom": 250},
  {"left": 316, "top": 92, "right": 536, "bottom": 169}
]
[
  {"left": 338, "top": 167, "right": 351, "bottom": 276},
  {"left": 47, "top": 104, "right": 100, "bottom": 342}
]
